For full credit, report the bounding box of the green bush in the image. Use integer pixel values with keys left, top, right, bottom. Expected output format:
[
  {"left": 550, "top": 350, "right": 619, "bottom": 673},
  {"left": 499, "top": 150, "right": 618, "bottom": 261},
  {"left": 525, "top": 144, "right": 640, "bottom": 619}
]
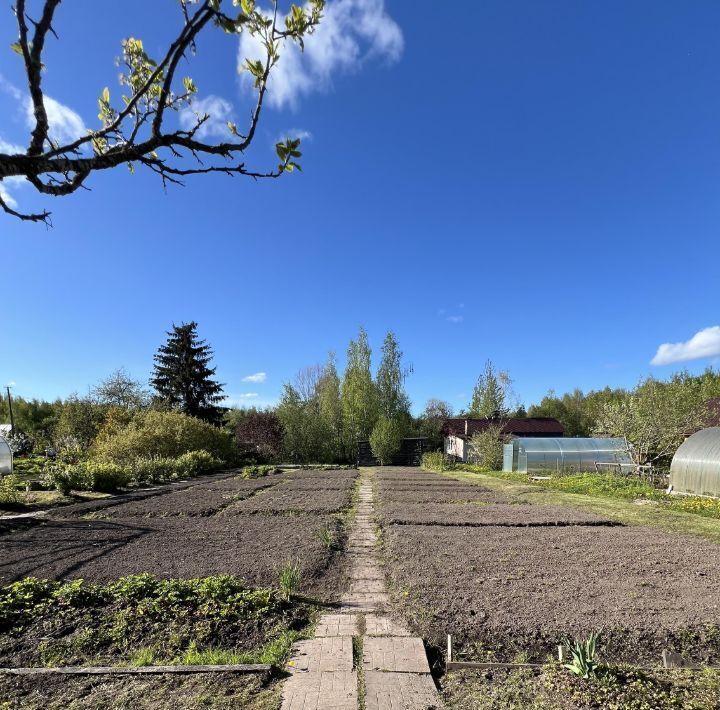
[
  {"left": 43, "top": 465, "right": 90, "bottom": 495},
  {"left": 176, "top": 450, "right": 223, "bottom": 476},
  {"left": 92, "top": 410, "right": 236, "bottom": 465},
  {"left": 82, "top": 462, "right": 133, "bottom": 492},
  {"left": 240, "top": 464, "right": 281, "bottom": 479},
  {"left": 0, "top": 475, "right": 21, "bottom": 504},
  {"left": 43, "top": 450, "right": 224, "bottom": 493},
  {"left": 421, "top": 451, "right": 456, "bottom": 472}
]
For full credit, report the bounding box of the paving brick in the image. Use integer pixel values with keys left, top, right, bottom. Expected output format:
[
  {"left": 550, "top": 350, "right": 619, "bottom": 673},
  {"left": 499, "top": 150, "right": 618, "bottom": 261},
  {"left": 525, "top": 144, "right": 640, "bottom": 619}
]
[
  {"left": 286, "top": 637, "right": 353, "bottom": 673},
  {"left": 364, "top": 671, "right": 441, "bottom": 710},
  {"left": 340, "top": 591, "right": 389, "bottom": 611},
  {"left": 365, "top": 614, "right": 412, "bottom": 637},
  {"left": 348, "top": 579, "right": 386, "bottom": 594},
  {"left": 281, "top": 670, "right": 358, "bottom": 710},
  {"left": 348, "top": 565, "right": 385, "bottom": 581},
  {"left": 363, "top": 637, "right": 431, "bottom": 674},
  {"left": 315, "top": 614, "right": 359, "bottom": 637}
]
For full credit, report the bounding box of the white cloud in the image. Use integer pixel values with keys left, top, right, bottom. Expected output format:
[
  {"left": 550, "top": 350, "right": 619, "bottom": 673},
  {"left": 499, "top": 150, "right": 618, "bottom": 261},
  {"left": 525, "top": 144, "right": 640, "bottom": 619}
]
[
  {"left": 238, "top": 0, "right": 403, "bottom": 110},
  {"left": 275, "top": 128, "right": 313, "bottom": 144},
  {"left": 0, "top": 73, "right": 22, "bottom": 101},
  {"left": 0, "top": 138, "right": 23, "bottom": 154},
  {"left": 242, "top": 372, "right": 267, "bottom": 383},
  {"left": 651, "top": 326, "right": 720, "bottom": 366},
  {"left": 1, "top": 73, "right": 87, "bottom": 146},
  {"left": 446, "top": 315, "right": 463, "bottom": 324},
  {"left": 235, "top": 392, "right": 260, "bottom": 399},
  {"left": 179, "top": 95, "right": 234, "bottom": 140},
  {"left": 0, "top": 182, "right": 18, "bottom": 209},
  {"left": 38, "top": 96, "right": 87, "bottom": 144}
]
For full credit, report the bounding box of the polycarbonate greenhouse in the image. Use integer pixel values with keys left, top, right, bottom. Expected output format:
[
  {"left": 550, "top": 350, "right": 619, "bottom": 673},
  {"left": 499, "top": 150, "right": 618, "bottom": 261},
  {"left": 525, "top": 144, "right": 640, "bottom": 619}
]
[
  {"left": 0, "top": 436, "right": 12, "bottom": 475},
  {"left": 670, "top": 427, "right": 720, "bottom": 497},
  {"left": 503, "top": 437, "right": 633, "bottom": 473}
]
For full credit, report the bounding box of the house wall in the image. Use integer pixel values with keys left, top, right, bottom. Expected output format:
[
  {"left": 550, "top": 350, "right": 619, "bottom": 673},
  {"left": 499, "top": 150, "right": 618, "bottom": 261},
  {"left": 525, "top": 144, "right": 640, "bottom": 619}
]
[{"left": 444, "top": 435, "right": 466, "bottom": 462}]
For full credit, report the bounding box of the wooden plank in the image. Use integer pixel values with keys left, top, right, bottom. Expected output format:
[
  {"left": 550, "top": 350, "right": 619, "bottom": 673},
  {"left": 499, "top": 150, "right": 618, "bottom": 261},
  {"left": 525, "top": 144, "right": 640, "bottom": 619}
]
[
  {"left": 0, "top": 664, "right": 271, "bottom": 676},
  {"left": 447, "top": 661, "right": 542, "bottom": 670},
  {"left": 446, "top": 660, "right": 720, "bottom": 673}
]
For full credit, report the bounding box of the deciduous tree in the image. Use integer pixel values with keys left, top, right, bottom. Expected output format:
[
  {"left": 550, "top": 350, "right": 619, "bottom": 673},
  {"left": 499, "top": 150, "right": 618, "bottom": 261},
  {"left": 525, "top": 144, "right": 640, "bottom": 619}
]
[
  {"left": 468, "top": 360, "right": 513, "bottom": 418},
  {"left": 1, "top": 0, "right": 323, "bottom": 223},
  {"left": 341, "top": 327, "right": 378, "bottom": 446}
]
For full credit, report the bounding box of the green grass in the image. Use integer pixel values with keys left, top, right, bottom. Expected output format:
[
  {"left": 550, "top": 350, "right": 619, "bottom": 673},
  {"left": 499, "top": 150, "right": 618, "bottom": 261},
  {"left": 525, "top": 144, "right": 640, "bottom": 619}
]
[{"left": 430, "top": 468, "right": 720, "bottom": 543}]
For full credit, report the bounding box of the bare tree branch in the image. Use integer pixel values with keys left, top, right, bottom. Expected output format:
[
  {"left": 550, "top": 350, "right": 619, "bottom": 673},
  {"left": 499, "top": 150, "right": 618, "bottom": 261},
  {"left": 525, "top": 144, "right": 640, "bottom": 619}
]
[{"left": 1, "top": 0, "right": 324, "bottom": 224}]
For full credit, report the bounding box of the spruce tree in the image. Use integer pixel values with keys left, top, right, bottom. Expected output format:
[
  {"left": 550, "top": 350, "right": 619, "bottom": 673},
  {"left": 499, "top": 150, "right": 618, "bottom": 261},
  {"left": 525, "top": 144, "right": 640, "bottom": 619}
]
[{"left": 150, "top": 322, "right": 224, "bottom": 422}]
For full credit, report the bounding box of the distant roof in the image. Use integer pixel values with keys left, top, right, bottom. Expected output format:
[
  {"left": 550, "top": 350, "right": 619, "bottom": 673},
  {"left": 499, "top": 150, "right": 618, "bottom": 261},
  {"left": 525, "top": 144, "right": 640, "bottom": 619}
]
[{"left": 442, "top": 417, "right": 565, "bottom": 439}]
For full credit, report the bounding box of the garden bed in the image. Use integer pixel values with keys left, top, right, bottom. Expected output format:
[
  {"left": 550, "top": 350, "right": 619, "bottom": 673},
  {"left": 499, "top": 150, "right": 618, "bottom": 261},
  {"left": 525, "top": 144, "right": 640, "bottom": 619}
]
[
  {"left": 0, "top": 513, "right": 346, "bottom": 596},
  {"left": 380, "top": 521, "right": 720, "bottom": 664},
  {"left": 0, "top": 575, "right": 308, "bottom": 668},
  {"left": 223, "top": 485, "right": 354, "bottom": 514},
  {"left": 378, "top": 485, "right": 509, "bottom": 504},
  {"left": 377, "top": 502, "right": 614, "bottom": 527},
  {"left": 89, "top": 482, "right": 276, "bottom": 518},
  {"left": 0, "top": 672, "right": 279, "bottom": 710},
  {"left": 441, "top": 665, "right": 720, "bottom": 710}
]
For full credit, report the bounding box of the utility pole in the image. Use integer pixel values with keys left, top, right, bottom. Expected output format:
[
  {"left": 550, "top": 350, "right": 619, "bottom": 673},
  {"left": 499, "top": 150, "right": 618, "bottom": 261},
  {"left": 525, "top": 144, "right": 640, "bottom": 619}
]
[{"left": 6, "top": 386, "right": 14, "bottom": 436}]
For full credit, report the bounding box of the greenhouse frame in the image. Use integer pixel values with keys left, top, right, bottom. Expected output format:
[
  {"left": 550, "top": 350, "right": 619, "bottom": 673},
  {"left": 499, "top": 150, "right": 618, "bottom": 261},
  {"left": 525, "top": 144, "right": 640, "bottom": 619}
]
[
  {"left": 0, "top": 436, "right": 12, "bottom": 475},
  {"left": 503, "top": 437, "right": 633, "bottom": 473},
  {"left": 670, "top": 427, "right": 720, "bottom": 498}
]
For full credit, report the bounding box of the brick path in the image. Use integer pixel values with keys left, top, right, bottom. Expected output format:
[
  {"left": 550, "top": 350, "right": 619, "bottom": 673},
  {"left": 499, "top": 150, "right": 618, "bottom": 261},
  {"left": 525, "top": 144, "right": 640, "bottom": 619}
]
[{"left": 281, "top": 471, "right": 442, "bottom": 709}]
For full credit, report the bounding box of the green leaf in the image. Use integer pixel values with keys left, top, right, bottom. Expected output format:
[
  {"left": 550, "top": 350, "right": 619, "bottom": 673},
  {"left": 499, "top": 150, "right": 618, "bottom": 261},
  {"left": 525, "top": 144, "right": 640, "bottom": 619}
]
[
  {"left": 240, "top": 0, "right": 255, "bottom": 14},
  {"left": 101, "top": 87, "right": 110, "bottom": 104},
  {"left": 10, "top": 42, "right": 22, "bottom": 56}
]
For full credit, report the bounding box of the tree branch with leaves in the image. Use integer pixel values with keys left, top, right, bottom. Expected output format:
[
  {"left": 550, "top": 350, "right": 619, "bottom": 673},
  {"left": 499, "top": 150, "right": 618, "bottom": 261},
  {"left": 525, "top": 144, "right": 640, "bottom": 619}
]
[{"left": 1, "top": 0, "right": 323, "bottom": 224}]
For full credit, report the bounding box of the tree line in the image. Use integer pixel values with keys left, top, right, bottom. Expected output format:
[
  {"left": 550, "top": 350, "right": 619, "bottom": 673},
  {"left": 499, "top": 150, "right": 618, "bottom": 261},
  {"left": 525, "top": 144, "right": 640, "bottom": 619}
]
[{"left": 4, "top": 322, "right": 719, "bottom": 469}]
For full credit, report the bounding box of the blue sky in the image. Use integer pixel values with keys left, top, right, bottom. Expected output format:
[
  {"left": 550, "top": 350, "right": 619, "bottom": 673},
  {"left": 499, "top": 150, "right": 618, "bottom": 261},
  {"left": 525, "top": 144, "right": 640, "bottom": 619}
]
[{"left": 2, "top": 0, "right": 720, "bottom": 414}]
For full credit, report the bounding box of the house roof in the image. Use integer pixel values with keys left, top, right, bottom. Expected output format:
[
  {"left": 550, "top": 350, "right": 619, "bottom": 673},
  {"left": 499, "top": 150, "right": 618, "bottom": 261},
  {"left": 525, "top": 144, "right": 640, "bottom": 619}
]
[{"left": 442, "top": 417, "right": 565, "bottom": 439}]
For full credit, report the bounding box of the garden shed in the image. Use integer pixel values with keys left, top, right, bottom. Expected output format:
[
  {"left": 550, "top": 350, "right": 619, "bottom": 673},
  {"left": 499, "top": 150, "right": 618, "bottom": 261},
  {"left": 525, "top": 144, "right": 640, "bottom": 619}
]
[
  {"left": 0, "top": 436, "right": 12, "bottom": 475},
  {"left": 670, "top": 427, "right": 720, "bottom": 498},
  {"left": 503, "top": 437, "right": 632, "bottom": 473}
]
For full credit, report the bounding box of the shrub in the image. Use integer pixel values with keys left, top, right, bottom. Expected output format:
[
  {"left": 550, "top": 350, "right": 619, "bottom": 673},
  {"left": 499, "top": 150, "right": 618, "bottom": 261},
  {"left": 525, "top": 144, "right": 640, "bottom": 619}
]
[
  {"left": 43, "top": 464, "right": 90, "bottom": 495},
  {"left": 421, "top": 451, "right": 455, "bottom": 472},
  {"left": 240, "top": 464, "right": 281, "bottom": 479},
  {"left": 467, "top": 423, "right": 509, "bottom": 471},
  {"left": 176, "top": 450, "right": 223, "bottom": 476},
  {"left": 92, "top": 410, "right": 236, "bottom": 465},
  {"left": 82, "top": 462, "right": 133, "bottom": 492},
  {"left": 0, "top": 475, "right": 21, "bottom": 505}
]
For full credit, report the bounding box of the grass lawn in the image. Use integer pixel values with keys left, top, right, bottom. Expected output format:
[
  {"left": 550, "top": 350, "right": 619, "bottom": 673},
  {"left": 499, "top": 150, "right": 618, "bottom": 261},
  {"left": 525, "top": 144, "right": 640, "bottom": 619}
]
[{"left": 436, "top": 469, "right": 720, "bottom": 543}]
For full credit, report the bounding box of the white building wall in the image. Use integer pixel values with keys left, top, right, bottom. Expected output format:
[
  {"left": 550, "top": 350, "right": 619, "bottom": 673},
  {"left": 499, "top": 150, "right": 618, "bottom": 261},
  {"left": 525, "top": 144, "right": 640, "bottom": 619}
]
[{"left": 444, "top": 435, "right": 467, "bottom": 462}]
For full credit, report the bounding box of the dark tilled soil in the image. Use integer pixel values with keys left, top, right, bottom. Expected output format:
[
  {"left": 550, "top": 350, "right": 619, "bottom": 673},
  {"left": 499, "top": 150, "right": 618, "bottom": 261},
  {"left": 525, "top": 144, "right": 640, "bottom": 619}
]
[
  {"left": 377, "top": 502, "right": 614, "bottom": 527},
  {"left": 223, "top": 487, "right": 353, "bottom": 515},
  {"left": 280, "top": 479, "right": 356, "bottom": 492},
  {"left": 0, "top": 513, "right": 344, "bottom": 595},
  {"left": 381, "top": 522, "right": 720, "bottom": 663},
  {"left": 285, "top": 469, "right": 358, "bottom": 479},
  {"left": 0, "top": 672, "right": 279, "bottom": 710},
  {"left": 86, "top": 484, "right": 275, "bottom": 519},
  {"left": 378, "top": 487, "right": 509, "bottom": 504}
]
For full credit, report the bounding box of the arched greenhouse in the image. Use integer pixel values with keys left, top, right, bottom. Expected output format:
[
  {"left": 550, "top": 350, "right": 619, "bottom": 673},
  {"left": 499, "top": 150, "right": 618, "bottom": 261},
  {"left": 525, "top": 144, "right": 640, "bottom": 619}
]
[
  {"left": 670, "top": 427, "right": 720, "bottom": 498},
  {"left": 503, "top": 437, "right": 633, "bottom": 473},
  {"left": 0, "top": 436, "right": 12, "bottom": 475}
]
